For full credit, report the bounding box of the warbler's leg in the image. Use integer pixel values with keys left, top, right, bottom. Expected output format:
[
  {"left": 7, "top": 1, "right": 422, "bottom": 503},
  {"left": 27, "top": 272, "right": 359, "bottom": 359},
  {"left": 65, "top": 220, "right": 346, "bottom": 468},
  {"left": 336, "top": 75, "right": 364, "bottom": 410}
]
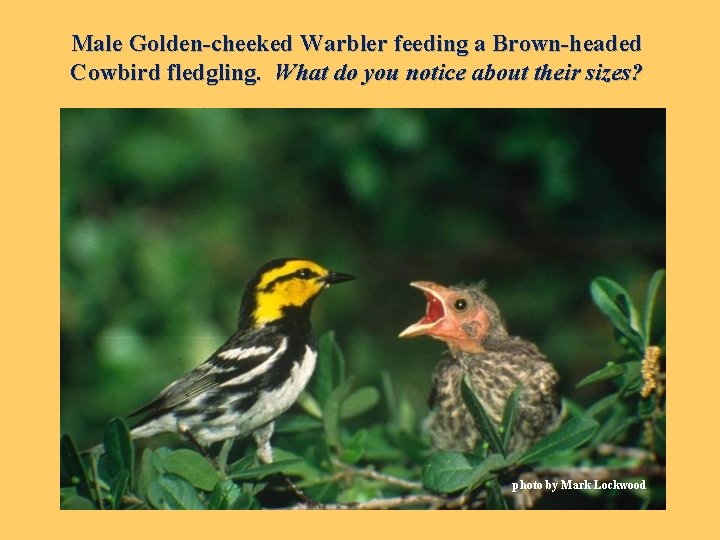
[
  {"left": 252, "top": 422, "right": 321, "bottom": 509},
  {"left": 178, "top": 424, "right": 219, "bottom": 468},
  {"left": 253, "top": 422, "right": 275, "bottom": 464}
]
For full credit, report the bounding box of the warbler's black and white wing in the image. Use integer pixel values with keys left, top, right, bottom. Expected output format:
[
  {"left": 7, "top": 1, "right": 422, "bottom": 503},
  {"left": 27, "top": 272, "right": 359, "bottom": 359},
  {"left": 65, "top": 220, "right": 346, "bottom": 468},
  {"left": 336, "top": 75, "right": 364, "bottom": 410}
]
[
  {"left": 128, "top": 328, "right": 277, "bottom": 418},
  {"left": 128, "top": 325, "right": 316, "bottom": 444}
]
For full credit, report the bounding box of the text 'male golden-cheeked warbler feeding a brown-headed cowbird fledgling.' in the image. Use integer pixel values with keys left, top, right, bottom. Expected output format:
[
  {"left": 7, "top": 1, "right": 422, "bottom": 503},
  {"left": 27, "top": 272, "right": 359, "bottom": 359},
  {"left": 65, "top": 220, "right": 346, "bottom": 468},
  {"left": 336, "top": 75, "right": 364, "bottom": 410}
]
[
  {"left": 399, "top": 281, "right": 561, "bottom": 453},
  {"left": 92, "top": 258, "right": 355, "bottom": 477}
]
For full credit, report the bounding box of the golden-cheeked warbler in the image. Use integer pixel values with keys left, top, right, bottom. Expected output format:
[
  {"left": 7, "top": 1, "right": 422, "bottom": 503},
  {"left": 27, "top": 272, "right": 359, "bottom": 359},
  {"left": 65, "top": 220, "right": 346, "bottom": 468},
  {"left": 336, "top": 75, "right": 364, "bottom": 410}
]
[{"left": 121, "top": 258, "right": 355, "bottom": 464}]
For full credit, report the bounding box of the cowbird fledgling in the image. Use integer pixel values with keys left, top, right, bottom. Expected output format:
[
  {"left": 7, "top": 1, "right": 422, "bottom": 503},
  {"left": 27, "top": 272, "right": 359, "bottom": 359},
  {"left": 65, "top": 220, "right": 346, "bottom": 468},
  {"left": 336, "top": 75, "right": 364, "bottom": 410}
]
[{"left": 399, "top": 281, "right": 561, "bottom": 453}]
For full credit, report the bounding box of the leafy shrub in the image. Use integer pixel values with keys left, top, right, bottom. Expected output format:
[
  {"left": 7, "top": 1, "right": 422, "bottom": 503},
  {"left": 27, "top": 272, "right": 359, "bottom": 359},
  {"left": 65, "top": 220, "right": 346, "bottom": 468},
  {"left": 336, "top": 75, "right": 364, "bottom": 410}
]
[{"left": 60, "top": 272, "right": 665, "bottom": 509}]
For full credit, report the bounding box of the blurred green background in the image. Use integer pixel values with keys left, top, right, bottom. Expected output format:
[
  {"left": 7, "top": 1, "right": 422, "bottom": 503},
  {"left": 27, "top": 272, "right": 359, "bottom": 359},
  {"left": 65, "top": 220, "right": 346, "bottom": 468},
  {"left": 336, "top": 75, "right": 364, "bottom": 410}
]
[{"left": 61, "top": 109, "right": 665, "bottom": 448}]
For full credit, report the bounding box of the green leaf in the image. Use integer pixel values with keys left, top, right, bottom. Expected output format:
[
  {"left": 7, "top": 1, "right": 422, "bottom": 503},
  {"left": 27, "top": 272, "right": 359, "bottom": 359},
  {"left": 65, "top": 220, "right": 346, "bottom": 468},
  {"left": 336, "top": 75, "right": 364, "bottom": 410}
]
[
  {"left": 341, "top": 386, "right": 380, "bottom": 419},
  {"left": 146, "top": 473, "right": 204, "bottom": 510},
  {"left": 604, "top": 416, "right": 639, "bottom": 445},
  {"left": 228, "top": 458, "right": 302, "bottom": 480},
  {"left": 362, "top": 425, "right": 404, "bottom": 461},
  {"left": 208, "top": 479, "right": 243, "bottom": 510},
  {"left": 102, "top": 418, "right": 134, "bottom": 482},
  {"left": 163, "top": 449, "right": 220, "bottom": 491},
  {"left": 137, "top": 447, "right": 170, "bottom": 500},
  {"left": 642, "top": 269, "right": 665, "bottom": 345},
  {"left": 296, "top": 392, "right": 323, "bottom": 419},
  {"left": 60, "top": 496, "right": 96, "bottom": 510},
  {"left": 380, "top": 370, "right": 398, "bottom": 423},
  {"left": 638, "top": 394, "right": 656, "bottom": 419},
  {"left": 226, "top": 455, "right": 255, "bottom": 474},
  {"left": 272, "top": 449, "right": 325, "bottom": 483},
  {"left": 110, "top": 470, "right": 130, "bottom": 509},
  {"left": 60, "top": 486, "right": 80, "bottom": 503},
  {"left": 501, "top": 383, "right": 522, "bottom": 451},
  {"left": 621, "top": 361, "right": 644, "bottom": 393},
  {"left": 60, "top": 435, "right": 91, "bottom": 499},
  {"left": 311, "top": 331, "right": 346, "bottom": 407},
  {"left": 461, "top": 376, "right": 504, "bottom": 456},
  {"left": 590, "top": 278, "right": 644, "bottom": 353},
  {"left": 233, "top": 485, "right": 259, "bottom": 509},
  {"left": 340, "top": 429, "right": 367, "bottom": 464},
  {"left": 323, "top": 376, "right": 355, "bottom": 451},
  {"left": 576, "top": 363, "right": 626, "bottom": 388},
  {"left": 422, "top": 452, "right": 484, "bottom": 493},
  {"left": 586, "top": 393, "right": 620, "bottom": 418},
  {"left": 468, "top": 453, "right": 510, "bottom": 490},
  {"left": 518, "top": 416, "right": 599, "bottom": 465},
  {"left": 275, "top": 415, "right": 324, "bottom": 434},
  {"left": 337, "top": 484, "right": 384, "bottom": 504},
  {"left": 396, "top": 393, "right": 417, "bottom": 434}
]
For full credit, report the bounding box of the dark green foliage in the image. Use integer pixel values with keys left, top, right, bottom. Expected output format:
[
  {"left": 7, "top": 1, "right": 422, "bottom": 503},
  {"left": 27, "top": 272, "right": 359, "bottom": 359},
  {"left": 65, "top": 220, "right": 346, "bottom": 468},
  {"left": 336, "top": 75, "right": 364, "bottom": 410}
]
[
  {"left": 163, "top": 449, "right": 220, "bottom": 490},
  {"left": 590, "top": 278, "right": 644, "bottom": 355},
  {"left": 422, "top": 452, "right": 485, "bottom": 493},
  {"left": 146, "top": 474, "right": 205, "bottom": 510},
  {"left": 516, "top": 416, "right": 599, "bottom": 465},
  {"left": 60, "top": 435, "right": 91, "bottom": 500},
  {"left": 228, "top": 459, "right": 302, "bottom": 481},
  {"left": 102, "top": 418, "right": 134, "bottom": 484},
  {"left": 500, "top": 384, "right": 522, "bottom": 450}
]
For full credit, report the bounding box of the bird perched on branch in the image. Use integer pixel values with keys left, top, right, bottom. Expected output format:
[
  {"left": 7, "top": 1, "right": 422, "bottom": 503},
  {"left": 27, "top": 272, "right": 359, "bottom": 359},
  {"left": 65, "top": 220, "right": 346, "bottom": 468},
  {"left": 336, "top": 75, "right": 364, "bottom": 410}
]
[
  {"left": 111, "top": 258, "right": 355, "bottom": 465},
  {"left": 399, "top": 281, "right": 560, "bottom": 453}
]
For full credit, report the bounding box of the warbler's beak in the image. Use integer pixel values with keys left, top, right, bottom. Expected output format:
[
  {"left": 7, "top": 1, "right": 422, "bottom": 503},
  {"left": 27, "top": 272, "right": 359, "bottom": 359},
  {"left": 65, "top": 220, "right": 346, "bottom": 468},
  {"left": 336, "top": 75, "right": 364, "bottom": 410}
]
[
  {"left": 399, "top": 281, "right": 449, "bottom": 338},
  {"left": 322, "top": 271, "right": 356, "bottom": 286}
]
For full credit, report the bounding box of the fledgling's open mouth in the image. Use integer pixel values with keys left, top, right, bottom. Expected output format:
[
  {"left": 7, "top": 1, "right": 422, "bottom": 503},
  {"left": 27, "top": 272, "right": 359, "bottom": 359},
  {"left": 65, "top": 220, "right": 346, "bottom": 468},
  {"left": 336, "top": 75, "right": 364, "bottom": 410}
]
[{"left": 398, "top": 281, "right": 447, "bottom": 338}]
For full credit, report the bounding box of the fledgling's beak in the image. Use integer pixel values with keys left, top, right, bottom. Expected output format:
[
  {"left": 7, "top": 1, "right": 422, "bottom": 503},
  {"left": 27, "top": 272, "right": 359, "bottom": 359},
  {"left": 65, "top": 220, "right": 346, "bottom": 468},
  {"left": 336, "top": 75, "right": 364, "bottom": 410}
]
[
  {"left": 321, "top": 271, "right": 356, "bottom": 286},
  {"left": 399, "top": 281, "right": 452, "bottom": 338}
]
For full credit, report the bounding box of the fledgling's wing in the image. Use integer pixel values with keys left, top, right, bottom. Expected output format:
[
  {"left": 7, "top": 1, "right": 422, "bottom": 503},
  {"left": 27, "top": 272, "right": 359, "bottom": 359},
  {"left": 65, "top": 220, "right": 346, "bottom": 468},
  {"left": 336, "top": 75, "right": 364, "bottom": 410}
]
[{"left": 466, "top": 342, "right": 560, "bottom": 448}]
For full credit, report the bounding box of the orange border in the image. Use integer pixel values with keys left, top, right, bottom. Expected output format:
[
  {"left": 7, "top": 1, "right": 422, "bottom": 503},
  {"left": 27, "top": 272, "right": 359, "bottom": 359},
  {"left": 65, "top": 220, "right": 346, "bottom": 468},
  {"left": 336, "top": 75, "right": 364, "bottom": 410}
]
[{"left": 4, "top": 0, "right": 714, "bottom": 537}]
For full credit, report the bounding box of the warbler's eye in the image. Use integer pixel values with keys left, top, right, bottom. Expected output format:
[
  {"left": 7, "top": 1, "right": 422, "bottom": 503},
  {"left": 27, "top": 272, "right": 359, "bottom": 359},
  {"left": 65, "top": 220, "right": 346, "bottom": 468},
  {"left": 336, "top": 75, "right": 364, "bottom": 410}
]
[
  {"left": 454, "top": 298, "right": 467, "bottom": 311},
  {"left": 297, "top": 268, "right": 312, "bottom": 279}
]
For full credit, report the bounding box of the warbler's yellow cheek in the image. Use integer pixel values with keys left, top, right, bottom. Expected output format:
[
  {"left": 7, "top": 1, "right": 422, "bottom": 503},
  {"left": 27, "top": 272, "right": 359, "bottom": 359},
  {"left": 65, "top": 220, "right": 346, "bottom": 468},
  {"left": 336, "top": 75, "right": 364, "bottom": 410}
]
[
  {"left": 280, "top": 280, "right": 323, "bottom": 305},
  {"left": 253, "top": 280, "right": 324, "bottom": 325}
]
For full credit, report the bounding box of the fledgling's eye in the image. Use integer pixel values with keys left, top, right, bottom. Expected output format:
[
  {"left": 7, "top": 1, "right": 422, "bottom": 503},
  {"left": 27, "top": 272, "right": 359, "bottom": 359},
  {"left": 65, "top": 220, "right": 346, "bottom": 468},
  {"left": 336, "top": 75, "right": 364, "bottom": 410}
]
[
  {"left": 297, "top": 268, "right": 312, "bottom": 279},
  {"left": 454, "top": 298, "right": 467, "bottom": 311}
]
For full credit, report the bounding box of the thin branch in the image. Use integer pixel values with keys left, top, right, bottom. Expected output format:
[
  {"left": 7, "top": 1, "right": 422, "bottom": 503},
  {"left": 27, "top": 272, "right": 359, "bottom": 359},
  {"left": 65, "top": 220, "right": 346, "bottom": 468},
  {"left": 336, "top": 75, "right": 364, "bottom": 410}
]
[
  {"left": 595, "top": 443, "right": 654, "bottom": 461},
  {"left": 332, "top": 462, "right": 423, "bottom": 491},
  {"left": 283, "top": 462, "right": 665, "bottom": 510},
  {"left": 288, "top": 493, "right": 473, "bottom": 510}
]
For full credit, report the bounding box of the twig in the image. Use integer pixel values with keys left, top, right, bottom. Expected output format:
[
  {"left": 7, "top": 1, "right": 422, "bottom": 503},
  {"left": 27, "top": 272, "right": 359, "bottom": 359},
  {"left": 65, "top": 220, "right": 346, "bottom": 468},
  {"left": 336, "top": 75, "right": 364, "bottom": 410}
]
[
  {"left": 596, "top": 444, "right": 654, "bottom": 461},
  {"left": 332, "top": 462, "right": 423, "bottom": 491},
  {"left": 288, "top": 493, "right": 473, "bottom": 510}
]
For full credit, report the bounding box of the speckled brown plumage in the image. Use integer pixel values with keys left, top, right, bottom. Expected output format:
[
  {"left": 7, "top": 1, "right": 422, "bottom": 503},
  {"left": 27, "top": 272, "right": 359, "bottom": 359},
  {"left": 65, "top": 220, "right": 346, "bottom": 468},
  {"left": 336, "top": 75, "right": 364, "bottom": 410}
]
[{"left": 400, "top": 282, "right": 561, "bottom": 453}]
